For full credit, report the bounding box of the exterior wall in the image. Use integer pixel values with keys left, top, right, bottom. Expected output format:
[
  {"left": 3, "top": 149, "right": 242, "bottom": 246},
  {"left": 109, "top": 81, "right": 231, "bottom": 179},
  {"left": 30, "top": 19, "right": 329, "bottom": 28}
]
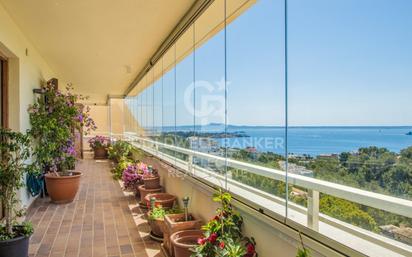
[
  {"left": 88, "top": 105, "right": 109, "bottom": 136},
  {"left": 0, "top": 3, "right": 55, "bottom": 207},
  {"left": 141, "top": 155, "right": 331, "bottom": 257},
  {"left": 109, "top": 98, "right": 124, "bottom": 137}
]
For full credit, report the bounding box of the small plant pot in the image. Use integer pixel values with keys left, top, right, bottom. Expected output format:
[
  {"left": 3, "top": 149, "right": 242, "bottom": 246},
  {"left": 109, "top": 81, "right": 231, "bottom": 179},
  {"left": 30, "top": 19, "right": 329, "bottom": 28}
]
[
  {"left": 93, "top": 146, "right": 107, "bottom": 159},
  {"left": 143, "top": 175, "right": 160, "bottom": 189},
  {"left": 147, "top": 213, "right": 166, "bottom": 240},
  {"left": 171, "top": 230, "right": 203, "bottom": 257},
  {"left": 164, "top": 213, "right": 202, "bottom": 257},
  {"left": 0, "top": 235, "right": 30, "bottom": 257},
  {"left": 45, "top": 171, "right": 82, "bottom": 204},
  {"left": 144, "top": 193, "right": 176, "bottom": 209},
  {"left": 137, "top": 185, "right": 162, "bottom": 204}
]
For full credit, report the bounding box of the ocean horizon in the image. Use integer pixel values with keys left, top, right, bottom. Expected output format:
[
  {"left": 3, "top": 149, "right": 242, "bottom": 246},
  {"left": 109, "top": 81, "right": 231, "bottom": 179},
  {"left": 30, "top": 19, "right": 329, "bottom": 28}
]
[{"left": 156, "top": 125, "right": 412, "bottom": 156}]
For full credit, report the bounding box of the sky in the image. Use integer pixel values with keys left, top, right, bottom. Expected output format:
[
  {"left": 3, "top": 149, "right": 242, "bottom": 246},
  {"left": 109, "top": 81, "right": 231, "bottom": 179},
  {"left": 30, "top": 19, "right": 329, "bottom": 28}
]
[{"left": 131, "top": 0, "right": 412, "bottom": 127}]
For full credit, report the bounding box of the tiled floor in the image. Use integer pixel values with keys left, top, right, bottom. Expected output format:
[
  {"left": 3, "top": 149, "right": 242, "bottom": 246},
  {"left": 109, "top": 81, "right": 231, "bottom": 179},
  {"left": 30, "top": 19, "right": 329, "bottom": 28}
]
[{"left": 27, "top": 157, "right": 163, "bottom": 257}]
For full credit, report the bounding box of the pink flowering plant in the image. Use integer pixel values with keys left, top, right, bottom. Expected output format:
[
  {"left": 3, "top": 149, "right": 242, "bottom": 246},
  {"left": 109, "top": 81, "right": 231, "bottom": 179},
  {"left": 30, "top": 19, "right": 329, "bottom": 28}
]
[
  {"left": 121, "top": 162, "right": 143, "bottom": 189},
  {"left": 28, "top": 81, "right": 96, "bottom": 174},
  {"left": 193, "top": 189, "right": 257, "bottom": 257},
  {"left": 88, "top": 135, "right": 110, "bottom": 149}
]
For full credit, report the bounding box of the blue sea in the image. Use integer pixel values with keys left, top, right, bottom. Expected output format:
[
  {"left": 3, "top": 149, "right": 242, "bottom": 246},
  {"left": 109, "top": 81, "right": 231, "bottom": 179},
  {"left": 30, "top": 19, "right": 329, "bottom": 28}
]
[{"left": 162, "top": 125, "right": 412, "bottom": 156}]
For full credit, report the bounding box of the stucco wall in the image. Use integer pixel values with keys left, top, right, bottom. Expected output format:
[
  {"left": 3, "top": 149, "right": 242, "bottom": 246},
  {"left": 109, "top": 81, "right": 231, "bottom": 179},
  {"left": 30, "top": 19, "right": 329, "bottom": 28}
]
[{"left": 0, "top": 2, "right": 55, "bottom": 207}]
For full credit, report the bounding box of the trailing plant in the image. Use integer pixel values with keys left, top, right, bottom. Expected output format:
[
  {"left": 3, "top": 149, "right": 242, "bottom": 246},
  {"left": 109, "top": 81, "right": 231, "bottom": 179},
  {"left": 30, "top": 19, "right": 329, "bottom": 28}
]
[
  {"left": 88, "top": 135, "right": 110, "bottom": 149},
  {"left": 193, "top": 189, "right": 257, "bottom": 257},
  {"left": 112, "top": 157, "right": 132, "bottom": 180},
  {"left": 28, "top": 81, "right": 96, "bottom": 174},
  {"left": 0, "top": 128, "right": 33, "bottom": 240},
  {"left": 107, "top": 140, "right": 132, "bottom": 161},
  {"left": 296, "top": 232, "right": 311, "bottom": 257},
  {"left": 121, "top": 162, "right": 143, "bottom": 189}
]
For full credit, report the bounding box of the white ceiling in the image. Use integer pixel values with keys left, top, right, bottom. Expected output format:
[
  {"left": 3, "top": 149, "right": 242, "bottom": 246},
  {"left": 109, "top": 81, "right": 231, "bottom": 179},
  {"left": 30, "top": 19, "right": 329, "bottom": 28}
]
[{"left": 0, "top": 0, "right": 194, "bottom": 103}]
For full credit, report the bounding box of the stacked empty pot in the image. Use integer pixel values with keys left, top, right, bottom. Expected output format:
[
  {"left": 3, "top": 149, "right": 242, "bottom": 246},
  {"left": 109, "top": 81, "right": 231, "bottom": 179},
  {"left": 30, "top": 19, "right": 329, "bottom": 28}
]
[
  {"left": 138, "top": 166, "right": 162, "bottom": 207},
  {"left": 163, "top": 197, "right": 203, "bottom": 257}
]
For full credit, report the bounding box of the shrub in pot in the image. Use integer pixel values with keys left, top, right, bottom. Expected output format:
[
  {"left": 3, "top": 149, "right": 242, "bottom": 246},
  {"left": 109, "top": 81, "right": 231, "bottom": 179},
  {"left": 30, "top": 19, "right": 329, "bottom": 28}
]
[
  {"left": 88, "top": 135, "right": 109, "bottom": 159},
  {"left": 107, "top": 140, "right": 132, "bottom": 163},
  {"left": 28, "top": 82, "right": 96, "bottom": 203},
  {"left": 0, "top": 128, "right": 34, "bottom": 257},
  {"left": 192, "top": 189, "right": 257, "bottom": 257}
]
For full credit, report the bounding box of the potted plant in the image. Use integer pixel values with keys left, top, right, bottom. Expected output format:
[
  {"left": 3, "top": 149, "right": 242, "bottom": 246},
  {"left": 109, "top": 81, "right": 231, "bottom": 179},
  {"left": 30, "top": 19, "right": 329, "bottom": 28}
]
[
  {"left": 112, "top": 156, "right": 132, "bottom": 180},
  {"left": 121, "top": 162, "right": 143, "bottom": 191},
  {"left": 0, "top": 128, "right": 34, "bottom": 257},
  {"left": 147, "top": 202, "right": 182, "bottom": 241},
  {"left": 88, "top": 135, "right": 110, "bottom": 159},
  {"left": 28, "top": 81, "right": 96, "bottom": 203},
  {"left": 192, "top": 189, "right": 257, "bottom": 257}
]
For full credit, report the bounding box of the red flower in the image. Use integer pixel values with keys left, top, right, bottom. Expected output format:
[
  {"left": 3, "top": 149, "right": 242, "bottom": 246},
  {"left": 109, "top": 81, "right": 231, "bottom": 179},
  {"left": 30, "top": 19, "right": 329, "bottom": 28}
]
[
  {"left": 219, "top": 241, "right": 225, "bottom": 249},
  {"left": 246, "top": 243, "right": 255, "bottom": 254},
  {"left": 208, "top": 233, "right": 218, "bottom": 243},
  {"left": 214, "top": 215, "right": 220, "bottom": 221},
  {"left": 197, "top": 237, "right": 207, "bottom": 245}
]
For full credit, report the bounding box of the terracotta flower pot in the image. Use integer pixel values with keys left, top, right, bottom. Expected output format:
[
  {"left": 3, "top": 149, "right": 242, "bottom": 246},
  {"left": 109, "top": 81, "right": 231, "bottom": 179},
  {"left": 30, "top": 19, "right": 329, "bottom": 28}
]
[
  {"left": 143, "top": 174, "right": 160, "bottom": 189},
  {"left": 93, "top": 146, "right": 107, "bottom": 159},
  {"left": 147, "top": 212, "right": 166, "bottom": 240},
  {"left": 171, "top": 230, "right": 203, "bottom": 257},
  {"left": 144, "top": 193, "right": 176, "bottom": 209},
  {"left": 137, "top": 185, "right": 162, "bottom": 204},
  {"left": 45, "top": 171, "right": 82, "bottom": 204},
  {"left": 164, "top": 213, "right": 202, "bottom": 257}
]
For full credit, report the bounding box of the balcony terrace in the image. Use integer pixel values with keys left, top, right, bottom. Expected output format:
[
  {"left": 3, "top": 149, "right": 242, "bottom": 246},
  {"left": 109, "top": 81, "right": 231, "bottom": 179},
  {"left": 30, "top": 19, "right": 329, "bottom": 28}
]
[
  {"left": 27, "top": 157, "right": 162, "bottom": 257},
  {"left": 0, "top": 0, "right": 412, "bottom": 257}
]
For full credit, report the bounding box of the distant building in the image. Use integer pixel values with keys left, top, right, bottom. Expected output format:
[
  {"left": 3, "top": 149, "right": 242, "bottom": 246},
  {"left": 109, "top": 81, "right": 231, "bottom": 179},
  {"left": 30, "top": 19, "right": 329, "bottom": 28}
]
[
  {"left": 278, "top": 161, "right": 313, "bottom": 177},
  {"left": 187, "top": 136, "right": 219, "bottom": 168},
  {"left": 380, "top": 224, "right": 412, "bottom": 245}
]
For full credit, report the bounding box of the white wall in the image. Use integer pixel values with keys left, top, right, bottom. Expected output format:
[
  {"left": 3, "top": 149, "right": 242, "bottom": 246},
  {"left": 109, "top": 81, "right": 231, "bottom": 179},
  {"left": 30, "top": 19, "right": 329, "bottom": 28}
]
[{"left": 0, "top": 2, "right": 55, "bottom": 207}]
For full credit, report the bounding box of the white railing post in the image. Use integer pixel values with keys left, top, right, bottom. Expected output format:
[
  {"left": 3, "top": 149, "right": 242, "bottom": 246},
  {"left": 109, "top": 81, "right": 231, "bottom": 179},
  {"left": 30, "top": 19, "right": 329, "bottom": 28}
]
[
  {"left": 188, "top": 153, "right": 194, "bottom": 174},
  {"left": 307, "top": 189, "right": 319, "bottom": 231}
]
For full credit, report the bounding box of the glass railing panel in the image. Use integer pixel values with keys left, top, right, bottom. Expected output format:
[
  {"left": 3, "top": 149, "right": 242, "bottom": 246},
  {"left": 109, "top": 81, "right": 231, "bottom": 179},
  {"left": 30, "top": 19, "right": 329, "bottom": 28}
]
[
  {"left": 193, "top": 0, "right": 227, "bottom": 185},
  {"left": 288, "top": 0, "right": 412, "bottom": 248},
  {"left": 225, "top": 0, "right": 287, "bottom": 212}
]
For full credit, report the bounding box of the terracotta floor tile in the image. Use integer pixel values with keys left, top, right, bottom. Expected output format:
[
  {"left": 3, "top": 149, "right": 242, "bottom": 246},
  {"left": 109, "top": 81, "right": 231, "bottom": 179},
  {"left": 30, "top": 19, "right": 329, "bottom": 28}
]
[{"left": 27, "top": 158, "right": 164, "bottom": 257}]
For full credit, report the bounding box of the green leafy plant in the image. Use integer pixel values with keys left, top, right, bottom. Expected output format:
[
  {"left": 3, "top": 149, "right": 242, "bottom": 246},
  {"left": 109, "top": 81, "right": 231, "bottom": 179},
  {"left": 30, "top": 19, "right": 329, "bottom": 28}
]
[
  {"left": 28, "top": 81, "right": 96, "bottom": 174},
  {"left": 0, "top": 128, "right": 33, "bottom": 241},
  {"left": 108, "top": 140, "right": 132, "bottom": 162},
  {"left": 148, "top": 206, "right": 183, "bottom": 221},
  {"left": 112, "top": 157, "right": 132, "bottom": 180},
  {"left": 192, "top": 189, "right": 257, "bottom": 257}
]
